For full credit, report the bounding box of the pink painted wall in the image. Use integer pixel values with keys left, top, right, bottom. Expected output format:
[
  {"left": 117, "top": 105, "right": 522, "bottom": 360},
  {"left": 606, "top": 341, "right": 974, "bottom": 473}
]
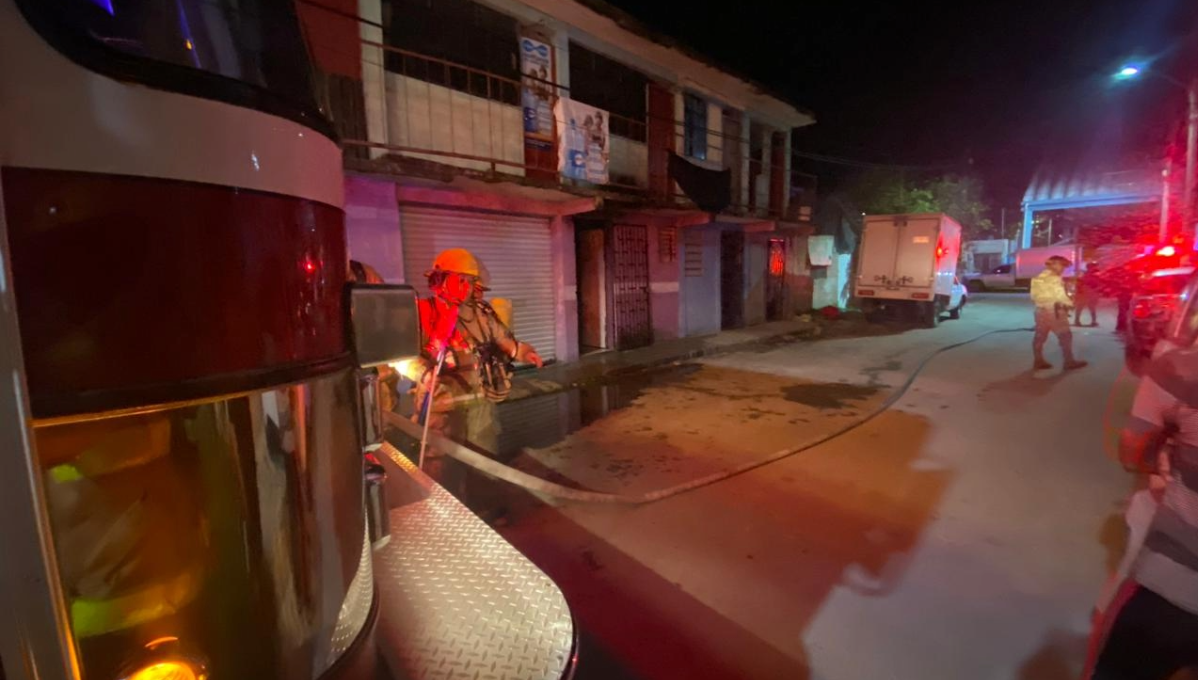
[{"left": 344, "top": 175, "right": 404, "bottom": 282}]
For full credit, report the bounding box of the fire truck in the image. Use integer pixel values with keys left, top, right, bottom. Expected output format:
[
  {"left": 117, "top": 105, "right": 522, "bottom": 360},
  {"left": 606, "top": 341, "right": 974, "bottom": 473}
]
[{"left": 0, "top": 1, "right": 575, "bottom": 679}]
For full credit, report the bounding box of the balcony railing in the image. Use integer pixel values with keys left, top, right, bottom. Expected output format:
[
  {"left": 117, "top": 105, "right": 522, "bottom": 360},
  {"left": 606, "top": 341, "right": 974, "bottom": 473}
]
[{"left": 325, "top": 35, "right": 802, "bottom": 217}]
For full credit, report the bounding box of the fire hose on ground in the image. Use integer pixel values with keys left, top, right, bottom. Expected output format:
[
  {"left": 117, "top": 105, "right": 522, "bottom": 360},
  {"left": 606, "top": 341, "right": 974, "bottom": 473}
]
[{"left": 383, "top": 326, "right": 1035, "bottom": 506}]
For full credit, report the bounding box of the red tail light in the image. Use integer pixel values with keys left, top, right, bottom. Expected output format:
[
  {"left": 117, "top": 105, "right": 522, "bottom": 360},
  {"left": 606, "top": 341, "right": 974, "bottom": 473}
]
[
  {"left": 858, "top": 289, "right": 875, "bottom": 296},
  {"left": 911, "top": 292, "right": 930, "bottom": 300}
]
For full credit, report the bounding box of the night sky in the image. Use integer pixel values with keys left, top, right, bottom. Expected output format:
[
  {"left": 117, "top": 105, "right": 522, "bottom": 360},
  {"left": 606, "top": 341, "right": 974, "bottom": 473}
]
[{"left": 604, "top": 0, "right": 1198, "bottom": 207}]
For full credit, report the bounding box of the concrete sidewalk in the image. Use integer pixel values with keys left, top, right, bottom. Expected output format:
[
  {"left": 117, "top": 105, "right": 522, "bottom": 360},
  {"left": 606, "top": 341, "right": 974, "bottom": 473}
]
[{"left": 508, "top": 317, "right": 823, "bottom": 401}]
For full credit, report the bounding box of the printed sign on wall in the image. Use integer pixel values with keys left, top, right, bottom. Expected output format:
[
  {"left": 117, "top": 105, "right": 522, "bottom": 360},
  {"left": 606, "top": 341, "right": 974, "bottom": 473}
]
[
  {"left": 520, "top": 37, "right": 555, "bottom": 143},
  {"left": 555, "top": 97, "right": 609, "bottom": 184}
]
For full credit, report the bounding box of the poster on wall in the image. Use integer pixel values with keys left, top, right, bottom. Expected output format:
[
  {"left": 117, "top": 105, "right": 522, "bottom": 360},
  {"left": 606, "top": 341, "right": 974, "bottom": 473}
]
[
  {"left": 519, "top": 37, "right": 555, "bottom": 143},
  {"left": 555, "top": 97, "right": 609, "bottom": 184}
]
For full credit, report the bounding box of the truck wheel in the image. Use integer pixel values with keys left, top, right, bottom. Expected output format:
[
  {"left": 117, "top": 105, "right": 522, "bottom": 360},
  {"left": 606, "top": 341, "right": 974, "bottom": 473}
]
[
  {"left": 922, "top": 301, "right": 940, "bottom": 328},
  {"left": 949, "top": 299, "right": 963, "bottom": 320},
  {"left": 966, "top": 280, "right": 985, "bottom": 293}
]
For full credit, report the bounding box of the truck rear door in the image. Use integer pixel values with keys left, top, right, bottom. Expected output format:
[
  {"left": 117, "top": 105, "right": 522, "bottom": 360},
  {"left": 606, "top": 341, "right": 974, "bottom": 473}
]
[
  {"left": 895, "top": 216, "right": 940, "bottom": 289},
  {"left": 858, "top": 218, "right": 900, "bottom": 289}
]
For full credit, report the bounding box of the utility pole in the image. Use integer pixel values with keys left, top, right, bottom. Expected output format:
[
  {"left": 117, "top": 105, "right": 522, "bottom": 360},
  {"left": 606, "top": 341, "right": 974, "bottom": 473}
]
[
  {"left": 1162, "top": 156, "right": 1174, "bottom": 242},
  {"left": 1185, "top": 79, "right": 1198, "bottom": 240}
]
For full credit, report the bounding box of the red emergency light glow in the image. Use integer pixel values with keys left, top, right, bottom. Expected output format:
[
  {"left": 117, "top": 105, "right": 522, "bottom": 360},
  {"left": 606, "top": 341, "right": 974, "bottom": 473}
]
[
  {"left": 936, "top": 245, "right": 946, "bottom": 259},
  {"left": 302, "top": 256, "right": 318, "bottom": 274}
]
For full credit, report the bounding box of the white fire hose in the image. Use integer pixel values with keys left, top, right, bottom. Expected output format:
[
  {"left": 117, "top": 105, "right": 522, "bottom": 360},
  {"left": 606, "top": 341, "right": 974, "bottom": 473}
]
[{"left": 387, "top": 326, "right": 1034, "bottom": 506}]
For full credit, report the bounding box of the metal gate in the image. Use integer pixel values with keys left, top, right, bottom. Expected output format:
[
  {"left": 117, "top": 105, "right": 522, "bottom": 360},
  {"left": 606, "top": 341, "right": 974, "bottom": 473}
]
[
  {"left": 609, "top": 224, "right": 652, "bottom": 350},
  {"left": 400, "top": 206, "right": 557, "bottom": 362},
  {"left": 766, "top": 238, "right": 787, "bottom": 320}
]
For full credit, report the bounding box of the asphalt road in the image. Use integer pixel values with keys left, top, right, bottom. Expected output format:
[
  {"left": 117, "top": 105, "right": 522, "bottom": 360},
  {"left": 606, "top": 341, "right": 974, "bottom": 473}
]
[{"left": 498, "top": 293, "right": 1140, "bottom": 680}]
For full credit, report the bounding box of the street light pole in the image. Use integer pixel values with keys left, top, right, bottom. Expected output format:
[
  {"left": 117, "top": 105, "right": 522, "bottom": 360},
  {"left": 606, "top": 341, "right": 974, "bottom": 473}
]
[
  {"left": 1114, "top": 66, "right": 1198, "bottom": 242},
  {"left": 1161, "top": 157, "right": 1173, "bottom": 241}
]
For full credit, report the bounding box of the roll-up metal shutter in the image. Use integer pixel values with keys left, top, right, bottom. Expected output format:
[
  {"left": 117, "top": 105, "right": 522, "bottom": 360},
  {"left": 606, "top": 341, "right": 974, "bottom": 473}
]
[{"left": 400, "top": 207, "right": 557, "bottom": 362}]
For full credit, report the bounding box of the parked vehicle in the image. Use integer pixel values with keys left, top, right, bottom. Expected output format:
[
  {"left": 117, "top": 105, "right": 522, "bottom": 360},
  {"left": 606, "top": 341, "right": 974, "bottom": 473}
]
[
  {"left": 1014, "top": 243, "right": 1084, "bottom": 286},
  {"left": 1126, "top": 266, "right": 1197, "bottom": 362},
  {"left": 855, "top": 213, "right": 967, "bottom": 327},
  {"left": 964, "top": 263, "right": 1015, "bottom": 291}
]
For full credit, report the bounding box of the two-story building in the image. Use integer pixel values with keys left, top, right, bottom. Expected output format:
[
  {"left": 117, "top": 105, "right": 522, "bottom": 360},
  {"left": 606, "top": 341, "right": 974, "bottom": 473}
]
[{"left": 298, "top": 0, "right": 816, "bottom": 364}]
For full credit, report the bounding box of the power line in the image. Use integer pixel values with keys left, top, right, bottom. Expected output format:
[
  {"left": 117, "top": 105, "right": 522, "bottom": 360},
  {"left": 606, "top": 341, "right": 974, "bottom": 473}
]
[{"left": 791, "top": 149, "right": 964, "bottom": 171}]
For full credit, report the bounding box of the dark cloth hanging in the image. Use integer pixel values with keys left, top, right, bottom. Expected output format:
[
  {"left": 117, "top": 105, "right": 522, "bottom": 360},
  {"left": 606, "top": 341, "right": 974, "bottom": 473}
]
[{"left": 668, "top": 152, "right": 731, "bottom": 213}]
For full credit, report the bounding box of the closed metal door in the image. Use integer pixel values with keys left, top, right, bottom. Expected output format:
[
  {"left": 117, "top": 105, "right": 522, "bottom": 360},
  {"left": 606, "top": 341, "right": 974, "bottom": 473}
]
[
  {"left": 609, "top": 224, "right": 652, "bottom": 350},
  {"left": 400, "top": 207, "right": 557, "bottom": 361}
]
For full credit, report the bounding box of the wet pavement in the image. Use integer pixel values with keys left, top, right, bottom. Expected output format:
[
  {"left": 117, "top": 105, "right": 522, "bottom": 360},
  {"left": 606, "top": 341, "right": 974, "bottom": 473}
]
[{"left": 484, "top": 294, "right": 1136, "bottom": 680}]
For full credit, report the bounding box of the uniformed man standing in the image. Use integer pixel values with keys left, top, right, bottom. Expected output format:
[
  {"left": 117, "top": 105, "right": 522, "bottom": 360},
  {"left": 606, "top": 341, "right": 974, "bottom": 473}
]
[
  {"left": 1031, "top": 255, "right": 1088, "bottom": 371},
  {"left": 404, "top": 248, "right": 543, "bottom": 506}
]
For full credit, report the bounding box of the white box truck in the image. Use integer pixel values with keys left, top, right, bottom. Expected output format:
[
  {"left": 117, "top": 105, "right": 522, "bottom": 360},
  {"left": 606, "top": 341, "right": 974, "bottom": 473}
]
[
  {"left": 1013, "top": 243, "right": 1084, "bottom": 287},
  {"left": 855, "top": 213, "right": 967, "bottom": 327}
]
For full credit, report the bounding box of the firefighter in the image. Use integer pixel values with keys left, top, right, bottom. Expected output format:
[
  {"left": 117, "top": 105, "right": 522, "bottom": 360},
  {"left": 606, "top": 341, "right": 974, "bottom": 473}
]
[
  {"left": 405, "top": 248, "right": 542, "bottom": 508},
  {"left": 1031, "top": 255, "right": 1088, "bottom": 371}
]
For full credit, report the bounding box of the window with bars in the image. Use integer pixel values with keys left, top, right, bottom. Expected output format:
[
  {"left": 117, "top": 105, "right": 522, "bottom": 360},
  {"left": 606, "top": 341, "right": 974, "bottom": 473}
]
[
  {"left": 659, "top": 227, "right": 678, "bottom": 263},
  {"left": 684, "top": 233, "right": 704, "bottom": 277},
  {"left": 683, "top": 93, "right": 708, "bottom": 161}
]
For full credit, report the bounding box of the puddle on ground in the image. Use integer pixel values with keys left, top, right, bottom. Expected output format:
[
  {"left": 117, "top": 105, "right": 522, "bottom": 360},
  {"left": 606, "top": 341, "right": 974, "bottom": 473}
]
[
  {"left": 782, "top": 383, "right": 880, "bottom": 409},
  {"left": 487, "top": 362, "right": 701, "bottom": 459}
]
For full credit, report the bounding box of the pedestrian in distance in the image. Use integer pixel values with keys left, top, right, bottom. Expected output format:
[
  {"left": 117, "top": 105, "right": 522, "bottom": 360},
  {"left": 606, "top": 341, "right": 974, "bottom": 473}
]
[
  {"left": 1075, "top": 261, "right": 1101, "bottom": 328},
  {"left": 1031, "top": 255, "right": 1088, "bottom": 371}
]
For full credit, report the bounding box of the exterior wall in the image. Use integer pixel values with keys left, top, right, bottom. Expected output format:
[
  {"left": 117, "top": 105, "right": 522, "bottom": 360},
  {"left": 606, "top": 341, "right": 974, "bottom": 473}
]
[
  {"left": 359, "top": 0, "right": 386, "bottom": 159},
  {"left": 681, "top": 227, "right": 720, "bottom": 337},
  {"left": 706, "top": 102, "right": 724, "bottom": 165},
  {"left": 744, "top": 232, "right": 768, "bottom": 326},
  {"left": 383, "top": 73, "right": 525, "bottom": 175},
  {"left": 788, "top": 234, "right": 814, "bottom": 312},
  {"left": 647, "top": 225, "right": 682, "bottom": 341},
  {"left": 736, "top": 113, "right": 751, "bottom": 208},
  {"left": 552, "top": 215, "right": 580, "bottom": 362},
  {"left": 813, "top": 254, "right": 853, "bottom": 310},
  {"left": 344, "top": 175, "right": 404, "bottom": 282},
  {"left": 609, "top": 137, "right": 648, "bottom": 188}
]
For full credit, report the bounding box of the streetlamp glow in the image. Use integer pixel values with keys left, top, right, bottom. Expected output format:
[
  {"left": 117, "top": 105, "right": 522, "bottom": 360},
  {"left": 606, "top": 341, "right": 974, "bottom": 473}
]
[{"left": 1113, "top": 61, "right": 1198, "bottom": 241}]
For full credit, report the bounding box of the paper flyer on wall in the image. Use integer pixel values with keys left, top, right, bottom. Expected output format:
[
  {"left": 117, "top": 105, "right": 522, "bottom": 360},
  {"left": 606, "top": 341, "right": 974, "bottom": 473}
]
[{"left": 555, "top": 97, "right": 609, "bottom": 184}]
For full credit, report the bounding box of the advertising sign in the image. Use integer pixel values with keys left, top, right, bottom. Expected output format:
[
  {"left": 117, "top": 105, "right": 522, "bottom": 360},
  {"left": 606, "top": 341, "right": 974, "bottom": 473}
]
[
  {"left": 555, "top": 97, "right": 609, "bottom": 184},
  {"left": 520, "top": 37, "right": 555, "bottom": 143}
]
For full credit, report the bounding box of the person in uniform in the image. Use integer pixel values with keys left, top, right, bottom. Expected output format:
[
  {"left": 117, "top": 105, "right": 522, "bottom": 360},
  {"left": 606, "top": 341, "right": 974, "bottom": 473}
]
[
  {"left": 403, "top": 248, "right": 543, "bottom": 509},
  {"left": 1075, "top": 262, "right": 1101, "bottom": 328},
  {"left": 1031, "top": 255, "right": 1088, "bottom": 371}
]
